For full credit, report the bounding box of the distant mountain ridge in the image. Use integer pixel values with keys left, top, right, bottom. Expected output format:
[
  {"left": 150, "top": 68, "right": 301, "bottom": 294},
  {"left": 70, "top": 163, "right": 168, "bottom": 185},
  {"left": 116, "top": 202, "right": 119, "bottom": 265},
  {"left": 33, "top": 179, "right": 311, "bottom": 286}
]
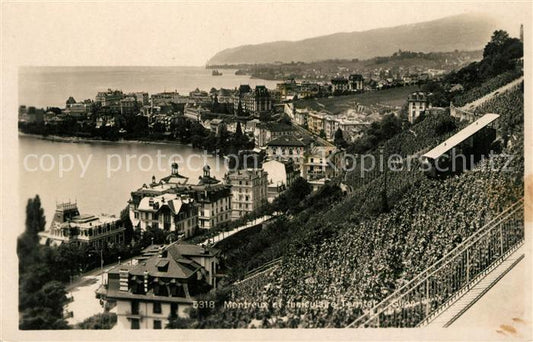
[{"left": 207, "top": 14, "right": 499, "bottom": 65}]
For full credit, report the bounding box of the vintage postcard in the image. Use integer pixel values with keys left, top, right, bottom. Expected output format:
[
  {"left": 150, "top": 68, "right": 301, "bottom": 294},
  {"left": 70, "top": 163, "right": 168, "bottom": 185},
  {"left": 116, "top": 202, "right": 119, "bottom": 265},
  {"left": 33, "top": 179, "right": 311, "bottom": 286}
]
[{"left": 1, "top": 1, "right": 532, "bottom": 341}]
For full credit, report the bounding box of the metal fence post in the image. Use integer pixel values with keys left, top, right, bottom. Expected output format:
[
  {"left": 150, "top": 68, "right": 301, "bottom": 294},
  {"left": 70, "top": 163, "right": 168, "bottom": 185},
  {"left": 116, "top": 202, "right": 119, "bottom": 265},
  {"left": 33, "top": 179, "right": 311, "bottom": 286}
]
[
  {"left": 466, "top": 248, "right": 470, "bottom": 287},
  {"left": 425, "top": 278, "right": 430, "bottom": 317},
  {"left": 500, "top": 225, "right": 503, "bottom": 257}
]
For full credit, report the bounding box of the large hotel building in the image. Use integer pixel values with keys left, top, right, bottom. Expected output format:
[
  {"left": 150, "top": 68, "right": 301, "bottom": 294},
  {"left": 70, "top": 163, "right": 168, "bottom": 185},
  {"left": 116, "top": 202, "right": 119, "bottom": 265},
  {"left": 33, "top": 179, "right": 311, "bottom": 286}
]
[{"left": 38, "top": 201, "right": 125, "bottom": 248}]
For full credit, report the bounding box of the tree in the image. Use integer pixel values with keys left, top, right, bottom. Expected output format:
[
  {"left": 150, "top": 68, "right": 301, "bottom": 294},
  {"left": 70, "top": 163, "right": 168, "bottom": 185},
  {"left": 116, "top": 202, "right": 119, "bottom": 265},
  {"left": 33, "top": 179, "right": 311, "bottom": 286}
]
[
  {"left": 211, "top": 94, "right": 220, "bottom": 113},
  {"left": 25, "top": 195, "right": 46, "bottom": 239},
  {"left": 76, "top": 313, "right": 117, "bottom": 329},
  {"left": 20, "top": 306, "right": 70, "bottom": 330},
  {"left": 121, "top": 207, "right": 134, "bottom": 245},
  {"left": 235, "top": 121, "right": 243, "bottom": 138},
  {"left": 55, "top": 243, "right": 88, "bottom": 280},
  {"left": 379, "top": 114, "right": 402, "bottom": 140},
  {"left": 19, "top": 280, "right": 70, "bottom": 330},
  {"left": 483, "top": 30, "right": 510, "bottom": 58},
  {"left": 272, "top": 177, "right": 312, "bottom": 213},
  {"left": 334, "top": 128, "right": 347, "bottom": 148},
  {"left": 236, "top": 100, "right": 243, "bottom": 116},
  {"left": 18, "top": 195, "right": 46, "bottom": 271}
]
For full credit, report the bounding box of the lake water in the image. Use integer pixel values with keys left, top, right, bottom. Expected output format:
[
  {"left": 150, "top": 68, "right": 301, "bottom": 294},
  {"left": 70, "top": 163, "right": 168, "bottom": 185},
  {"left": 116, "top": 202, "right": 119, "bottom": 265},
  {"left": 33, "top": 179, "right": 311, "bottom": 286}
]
[
  {"left": 17, "top": 66, "right": 279, "bottom": 233},
  {"left": 19, "top": 135, "right": 227, "bottom": 234},
  {"left": 19, "top": 66, "right": 279, "bottom": 108}
]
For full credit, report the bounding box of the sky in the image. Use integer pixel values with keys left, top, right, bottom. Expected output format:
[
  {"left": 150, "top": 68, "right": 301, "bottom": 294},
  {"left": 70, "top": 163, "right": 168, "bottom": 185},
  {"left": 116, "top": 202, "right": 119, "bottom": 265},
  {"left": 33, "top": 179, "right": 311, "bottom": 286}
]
[{"left": 2, "top": 1, "right": 531, "bottom": 66}]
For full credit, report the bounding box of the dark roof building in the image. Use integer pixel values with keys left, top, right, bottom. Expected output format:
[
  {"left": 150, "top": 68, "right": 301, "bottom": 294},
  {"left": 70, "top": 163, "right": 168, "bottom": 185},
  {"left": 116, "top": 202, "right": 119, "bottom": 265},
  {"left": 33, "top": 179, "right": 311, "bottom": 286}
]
[
  {"left": 331, "top": 77, "right": 350, "bottom": 93},
  {"left": 241, "top": 85, "right": 273, "bottom": 117},
  {"left": 98, "top": 242, "right": 222, "bottom": 329},
  {"left": 348, "top": 74, "right": 364, "bottom": 92},
  {"left": 267, "top": 135, "right": 307, "bottom": 147}
]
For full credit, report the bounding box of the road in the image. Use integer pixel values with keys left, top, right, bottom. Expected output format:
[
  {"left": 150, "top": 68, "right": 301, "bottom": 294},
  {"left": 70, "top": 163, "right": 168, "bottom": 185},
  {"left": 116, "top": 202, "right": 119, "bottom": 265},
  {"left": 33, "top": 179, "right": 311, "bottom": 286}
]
[
  {"left": 200, "top": 214, "right": 276, "bottom": 246},
  {"left": 293, "top": 123, "right": 334, "bottom": 147},
  {"left": 64, "top": 257, "right": 135, "bottom": 325}
]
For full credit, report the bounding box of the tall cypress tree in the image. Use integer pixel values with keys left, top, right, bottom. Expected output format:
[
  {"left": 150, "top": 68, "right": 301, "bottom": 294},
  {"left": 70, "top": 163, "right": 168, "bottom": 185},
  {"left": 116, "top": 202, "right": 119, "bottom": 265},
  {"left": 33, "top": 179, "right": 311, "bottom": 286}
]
[{"left": 18, "top": 195, "right": 46, "bottom": 270}]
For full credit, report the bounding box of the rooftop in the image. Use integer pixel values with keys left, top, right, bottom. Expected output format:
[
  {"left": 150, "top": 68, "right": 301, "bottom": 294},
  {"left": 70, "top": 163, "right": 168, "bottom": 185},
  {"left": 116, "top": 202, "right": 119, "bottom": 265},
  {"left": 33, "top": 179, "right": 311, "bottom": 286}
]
[
  {"left": 257, "top": 122, "right": 295, "bottom": 132},
  {"left": 137, "top": 193, "right": 193, "bottom": 214},
  {"left": 267, "top": 135, "right": 307, "bottom": 147},
  {"left": 423, "top": 113, "right": 500, "bottom": 160},
  {"left": 110, "top": 242, "right": 220, "bottom": 281}
]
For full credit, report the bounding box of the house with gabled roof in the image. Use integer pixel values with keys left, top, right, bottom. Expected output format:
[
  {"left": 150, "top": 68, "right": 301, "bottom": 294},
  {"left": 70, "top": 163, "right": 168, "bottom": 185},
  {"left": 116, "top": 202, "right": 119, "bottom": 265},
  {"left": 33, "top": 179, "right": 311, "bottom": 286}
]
[{"left": 98, "top": 241, "right": 222, "bottom": 329}]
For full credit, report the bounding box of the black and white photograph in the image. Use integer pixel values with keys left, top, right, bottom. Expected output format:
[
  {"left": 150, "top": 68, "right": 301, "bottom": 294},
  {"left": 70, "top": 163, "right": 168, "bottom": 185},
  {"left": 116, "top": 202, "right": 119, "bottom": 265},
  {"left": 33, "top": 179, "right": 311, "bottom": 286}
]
[{"left": 1, "top": 1, "right": 532, "bottom": 340}]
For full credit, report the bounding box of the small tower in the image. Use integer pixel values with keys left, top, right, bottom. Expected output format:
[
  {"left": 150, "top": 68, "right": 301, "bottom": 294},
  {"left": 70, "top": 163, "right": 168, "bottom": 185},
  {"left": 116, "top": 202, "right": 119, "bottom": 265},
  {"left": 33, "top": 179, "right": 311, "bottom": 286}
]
[
  {"left": 203, "top": 164, "right": 211, "bottom": 178},
  {"left": 151, "top": 175, "right": 156, "bottom": 184},
  {"left": 171, "top": 161, "right": 179, "bottom": 175},
  {"left": 520, "top": 24, "right": 524, "bottom": 43}
]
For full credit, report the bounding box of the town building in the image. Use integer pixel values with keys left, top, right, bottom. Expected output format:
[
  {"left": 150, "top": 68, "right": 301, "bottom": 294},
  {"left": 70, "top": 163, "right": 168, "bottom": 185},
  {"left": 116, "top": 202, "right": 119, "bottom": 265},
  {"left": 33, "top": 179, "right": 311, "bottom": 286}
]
[
  {"left": 189, "top": 88, "right": 210, "bottom": 105},
  {"left": 294, "top": 109, "right": 309, "bottom": 127},
  {"left": 95, "top": 115, "right": 116, "bottom": 128},
  {"left": 95, "top": 89, "right": 124, "bottom": 109},
  {"left": 216, "top": 88, "right": 234, "bottom": 104},
  {"left": 263, "top": 160, "right": 299, "bottom": 202},
  {"left": 321, "top": 115, "right": 368, "bottom": 142},
  {"left": 309, "top": 177, "right": 330, "bottom": 192},
  {"left": 224, "top": 119, "right": 245, "bottom": 134},
  {"left": 38, "top": 201, "right": 125, "bottom": 248},
  {"left": 407, "top": 91, "right": 430, "bottom": 123},
  {"left": 129, "top": 162, "right": 189, "bottom": 228},
  {"left": 131, "top": 92, "right": 149, "bottom": 105},
  {"left": 188, "top": 165, "right": 232, "bottom": 230},
  {"left": 232, "top": 84, "right": 252, "bottom": 115},
  {"left": 323, "top": 115, "right": 340, "bottom": 141},
  {"left": 336, "top": 118, "right": 368, "bottom": 142},
  {"left": 284, "top": 102, "right": 295, "bottom": 119},
  {"left": 348, "top": 74, "right": 364, "bottom": 92},
  {"left": 19, "top": 106, "right": 45, "bottom": 123},
  {"left": 241, "top": 85, "right": 272, "bottom": 116},
  {"left": 64, "top": 102, "right": 91, "bottom": 119},
  {"left": 136, "top": 193, "right": 198, "bottom": 238},
  {"left": 276, "top": 79, "right": 298, "bottom": 99},
  {"left": 151, "top": 91, "right": 189, "bottom": 106},
  {"left": 120, "top": 96, "right": 138, "bottom": 115},
  {"left": 266, "top": 135, "right": 308, "bottom": 165},
  {"left": 254, "top": 122, "right": 296, "bottom": 148},
  {"left": 98, "top": 242, "right": 222, "bottom": 329},
  {"left": 184, "top": 105, "right": 210, "bottom": 121},
  {"left": 302, "top": 146, "right": 344, "bottom": 180},
  {"left": 44, "top": 112, "right": 67, "bottom": 126},
  {"left": 209, "top": 118, "right": 226, "bottom": 136},
  {"left": 298, "top": 82, "right": 321, "bottom": 98},
  {"left": 331, "top": 77, "right": 349, "bottom": 93},
  {"left": 226, "top": 169, "right": 268, "bottom": 220},
  {"left": 307, "top": 111, "right": 327, "bottom": 135},
  {"left": 66, "top": 96, "right": 76, "bottom": 107},
  {"left": 244, "top": 119, "right": 261, "bottom": 134},
  {"left": 129, "top": 163, "right": 231, "bottom": 231},
  {"left": 149, "top": 114, "right": 177, "bottom": 133}
]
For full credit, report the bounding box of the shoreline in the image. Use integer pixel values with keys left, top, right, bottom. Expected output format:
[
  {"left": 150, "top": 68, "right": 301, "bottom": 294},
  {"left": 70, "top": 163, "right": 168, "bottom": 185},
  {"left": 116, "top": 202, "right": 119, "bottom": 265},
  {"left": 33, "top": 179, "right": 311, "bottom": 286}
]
[{"left": 18, "top": 132, "right": 195, "bottom": 148}]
